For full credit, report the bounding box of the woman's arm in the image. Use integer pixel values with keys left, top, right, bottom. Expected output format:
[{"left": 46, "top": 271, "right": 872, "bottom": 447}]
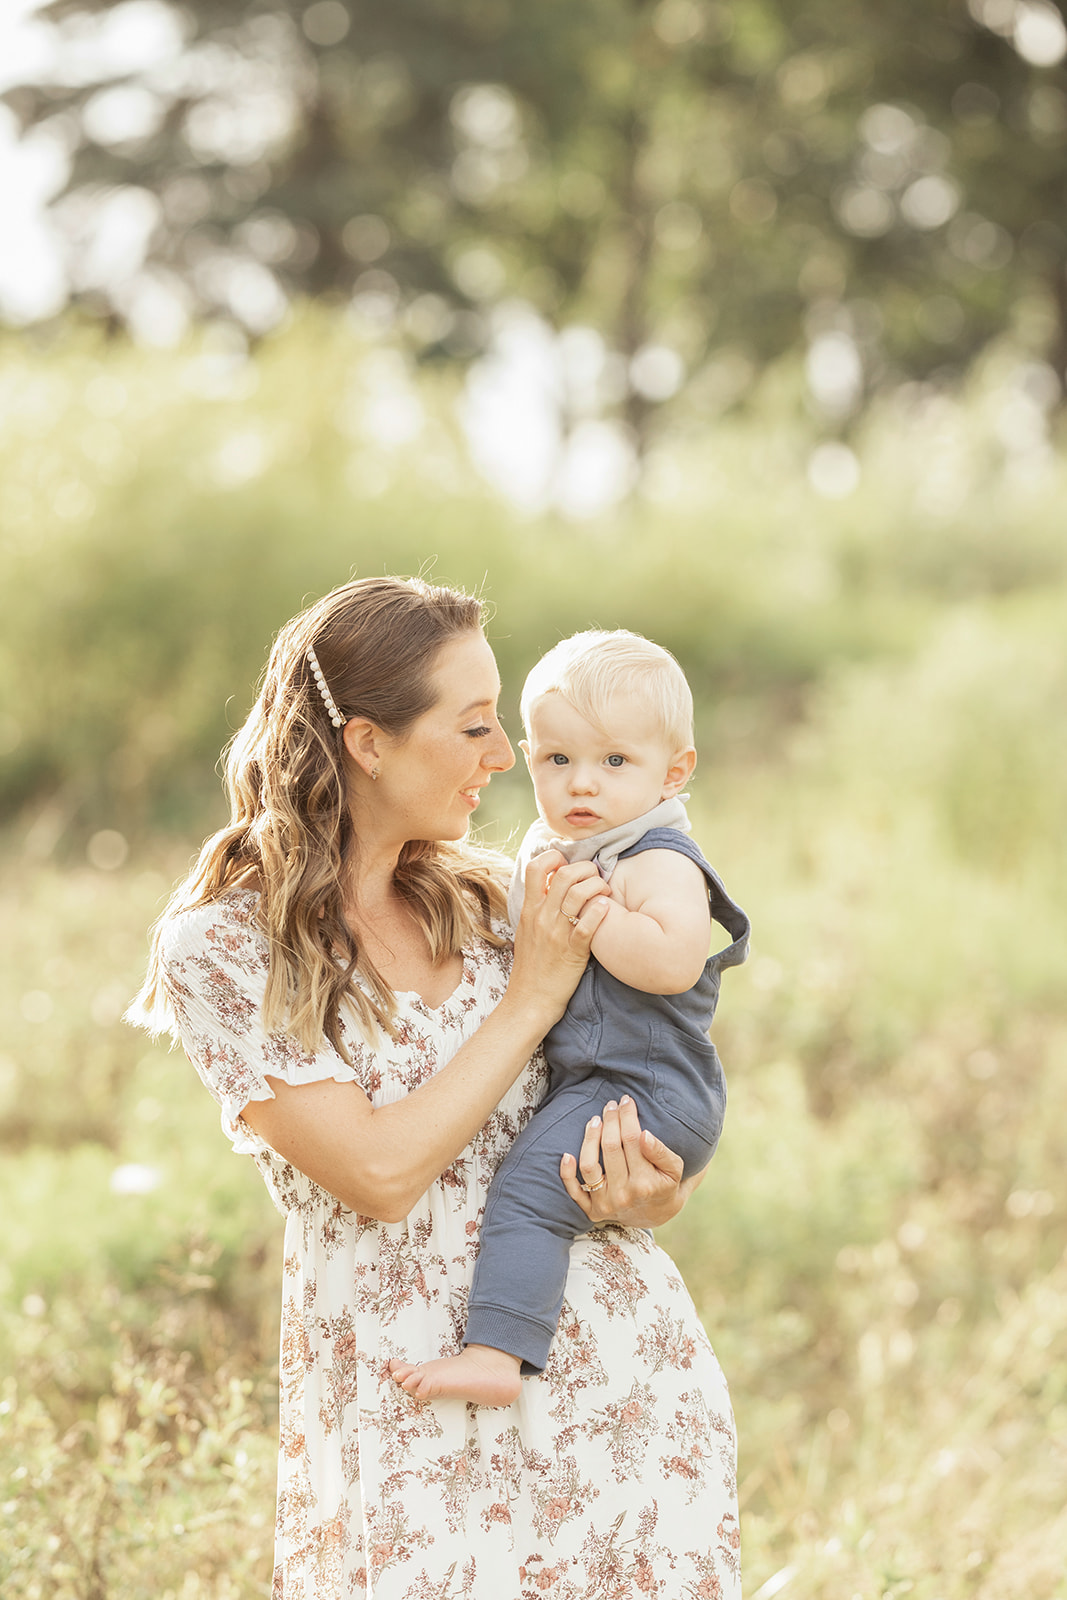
[
  {"left": 559, "top": 1095, "right": 703, "bottom": 1229},
  {"left": 241, "top": 854, "right": 610, "bottom": 1223}
]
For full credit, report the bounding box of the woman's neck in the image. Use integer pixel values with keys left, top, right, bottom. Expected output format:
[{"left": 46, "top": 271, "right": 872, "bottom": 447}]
[
  {"left": 344, "top": 843, "right": 404, "bottom": 923},
  {"left": 343, "top": 841, "right": 463, "bottom": 1006}
]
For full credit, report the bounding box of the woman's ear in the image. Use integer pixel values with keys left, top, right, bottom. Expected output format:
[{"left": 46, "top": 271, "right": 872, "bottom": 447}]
[
  {"left": 342, "top": 718, "right": 383, "bottom": 780},
  {"left": 661, "top": 746, "right": 697, "bottom": 799}
]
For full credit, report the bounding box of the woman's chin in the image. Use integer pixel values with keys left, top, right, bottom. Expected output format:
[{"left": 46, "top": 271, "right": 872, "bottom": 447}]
[{"left": 415, "top": 819, "right": 472, "bottom": 845}]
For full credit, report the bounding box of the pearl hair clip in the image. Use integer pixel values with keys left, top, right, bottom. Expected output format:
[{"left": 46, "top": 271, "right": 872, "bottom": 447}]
[{"left": 306, "top": 646, "right": 347, "bottom": 729}]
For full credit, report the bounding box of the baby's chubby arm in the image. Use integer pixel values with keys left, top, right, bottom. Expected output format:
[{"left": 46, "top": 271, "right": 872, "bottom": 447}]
[{"left": 587, "top": 848, "right": 712, "bottom": 994}]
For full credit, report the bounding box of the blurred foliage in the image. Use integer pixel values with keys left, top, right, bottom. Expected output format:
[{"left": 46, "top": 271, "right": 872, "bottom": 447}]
[
  {"left": 1, "top": 305, "right": 1065, "bottom": 1595},
  {"left": 2, "top": 308, "right": 1066, "bottom": 842},
  {"left": 5, "top": 0, "right": 1067, "bottom": 432},
  {"left": 1, "top": 863, "right": 279, "bottom": 1596},
  {"left": 0, "top": 0, "right": 1064, "bottom": 1587}
]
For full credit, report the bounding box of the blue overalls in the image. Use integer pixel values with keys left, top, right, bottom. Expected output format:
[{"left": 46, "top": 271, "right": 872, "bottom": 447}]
[{"left": 464, "top": 829, "right": 750, "bottom": 1373}]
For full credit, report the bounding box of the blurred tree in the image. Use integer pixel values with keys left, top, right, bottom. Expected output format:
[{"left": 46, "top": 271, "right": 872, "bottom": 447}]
[{"left": 6, "top": 0, "right": 1066, "bottom": 434}]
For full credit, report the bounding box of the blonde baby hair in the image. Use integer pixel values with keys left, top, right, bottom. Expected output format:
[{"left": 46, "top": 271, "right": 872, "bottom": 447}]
[{"left": 520, "top": 629, "right": 694, "bottom": 749}]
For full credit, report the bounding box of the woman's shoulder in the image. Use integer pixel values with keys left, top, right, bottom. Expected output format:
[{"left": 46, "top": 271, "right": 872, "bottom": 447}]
[
  {"left": 127, "top": 888, "right": 267, "bottom": 1042},
  {"left": 159, "top": 886, "right": 267, "bottom": 974},
  {"left": 484, "top": 915, "right": 515, "bottom": 950}
]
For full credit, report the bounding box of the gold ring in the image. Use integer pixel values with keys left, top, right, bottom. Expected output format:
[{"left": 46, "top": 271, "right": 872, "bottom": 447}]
[
  {"left": 561, "top": 910, "right": 580, "bottom": 926},
  {"left": 580, "top": 1175, "right": 607, "bottom": 1193}
]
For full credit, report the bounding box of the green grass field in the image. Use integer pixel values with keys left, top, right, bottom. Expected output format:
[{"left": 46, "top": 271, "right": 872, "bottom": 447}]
[{"left": 2, "top": 316, "right": 1065, "bottom": 1597}]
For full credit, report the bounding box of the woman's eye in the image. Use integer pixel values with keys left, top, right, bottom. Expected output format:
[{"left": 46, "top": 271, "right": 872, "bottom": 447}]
[
  {"left": 465, "top": 726, "right": 492, "bottom": 739},
  {"left": 605, "top": 754, "right": 626, "bottom": 768},
  {"left": 550, "top": 753, "right": 569, "bottom": 766}
]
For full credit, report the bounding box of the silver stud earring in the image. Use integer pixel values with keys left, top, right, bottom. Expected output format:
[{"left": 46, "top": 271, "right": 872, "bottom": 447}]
[{"left": 371, "top": 767, "right": 380, "bottom": 781}]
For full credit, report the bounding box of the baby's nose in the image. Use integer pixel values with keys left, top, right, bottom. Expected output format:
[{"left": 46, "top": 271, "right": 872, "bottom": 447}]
[{"left": 568, "top": 765, "right": 597, "bottom": 792}]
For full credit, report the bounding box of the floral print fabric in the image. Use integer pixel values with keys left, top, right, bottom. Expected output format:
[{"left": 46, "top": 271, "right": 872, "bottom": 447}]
[{"left": 157, "top": 889, "right": 740, "bottom": 1599}]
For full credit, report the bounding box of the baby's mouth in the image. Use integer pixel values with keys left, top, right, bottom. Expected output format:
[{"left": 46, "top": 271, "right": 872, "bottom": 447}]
[{"left": 565, "top": 809, "right": 601, "bottom": 827}]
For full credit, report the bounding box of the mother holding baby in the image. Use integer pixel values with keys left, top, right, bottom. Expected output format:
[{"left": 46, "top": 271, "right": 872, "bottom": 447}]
[{"left": 131, "top": 576, "right": 743, "bottom": 1600}]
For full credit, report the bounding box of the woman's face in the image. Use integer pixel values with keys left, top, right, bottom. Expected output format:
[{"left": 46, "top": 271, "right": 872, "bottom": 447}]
[{"left": 370, "top": 630, "right": 515, "bottom": 843}]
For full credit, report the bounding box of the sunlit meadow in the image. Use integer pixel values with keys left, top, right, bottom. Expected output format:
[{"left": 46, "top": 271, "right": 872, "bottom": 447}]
[{"left": 1, "top": 313, "right": 1065, "bottom": 1598}]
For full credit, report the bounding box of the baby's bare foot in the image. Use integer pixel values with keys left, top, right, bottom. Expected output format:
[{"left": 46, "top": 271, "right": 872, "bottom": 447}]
[{"left": 388, "top": 1345, "right": 522, "bottom": 1407}]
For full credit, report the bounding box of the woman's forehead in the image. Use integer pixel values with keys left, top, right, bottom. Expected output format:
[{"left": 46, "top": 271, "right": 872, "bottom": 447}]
[{"left": 431, "top": 631, "right": 501, "bottom": 705}]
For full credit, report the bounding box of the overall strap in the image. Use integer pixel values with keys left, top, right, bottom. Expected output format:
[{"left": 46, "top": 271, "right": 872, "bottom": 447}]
[{"left": 616, "top": 827, "right": 750, "bottom": 970}]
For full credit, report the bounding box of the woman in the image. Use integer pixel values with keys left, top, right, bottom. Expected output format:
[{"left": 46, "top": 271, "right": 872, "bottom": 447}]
[{"left": 131, "top": 576, "right": 741, "bottom": 1599}]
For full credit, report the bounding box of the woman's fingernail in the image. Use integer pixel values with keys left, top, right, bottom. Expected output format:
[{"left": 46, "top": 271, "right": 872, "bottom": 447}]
[
  {"left": 587, "top": 1116, "right": 601, "bottom": 1129},
  {"left": 604, "top": 1100, "right": 618, "bottom": 1112},
  {"left": 619, "top": 1095, "right": 632, "bottom": 1106}
]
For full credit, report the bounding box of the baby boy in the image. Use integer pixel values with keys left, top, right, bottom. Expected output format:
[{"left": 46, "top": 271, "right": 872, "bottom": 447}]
[{"left": 390, "top": 629, "right": 749, "bottom": 1406}]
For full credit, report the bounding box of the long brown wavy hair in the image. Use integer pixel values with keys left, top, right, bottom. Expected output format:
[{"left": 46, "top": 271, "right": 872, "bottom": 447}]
[{"left": 133, "top": 576, "right": 510, "bottom": 1059}]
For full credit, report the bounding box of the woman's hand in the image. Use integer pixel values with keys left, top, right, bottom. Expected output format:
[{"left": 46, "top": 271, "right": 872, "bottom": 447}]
[
  {"left": 507, "top": 851, "right": 611, "bottom": 1029},
  {"left": 559, "top": 1096, "right": 699, "bottom": 1229}
]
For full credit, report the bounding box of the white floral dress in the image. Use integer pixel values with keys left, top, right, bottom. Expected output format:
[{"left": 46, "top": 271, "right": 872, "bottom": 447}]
[{"left": 157, "top": 889, "right": 740, "bottom": 1600}]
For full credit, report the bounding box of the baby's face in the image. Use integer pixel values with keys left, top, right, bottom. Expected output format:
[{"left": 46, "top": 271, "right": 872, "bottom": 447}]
[{"left": 521, "top": 691, "right": 689, "bottom": 840}]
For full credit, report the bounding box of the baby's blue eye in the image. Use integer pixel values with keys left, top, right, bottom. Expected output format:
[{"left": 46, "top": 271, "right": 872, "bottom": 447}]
[
  {"left": 550, "top": 753, "right": 569, "bottom": 765},
  {"left": 605, "top": 754, "right": 626, "bottom": 768}
]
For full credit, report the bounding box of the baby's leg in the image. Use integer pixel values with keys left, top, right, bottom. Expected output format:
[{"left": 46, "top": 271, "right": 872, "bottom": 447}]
[{"left": 389, "top": 1085, "right": 600, "bottom": 1406}]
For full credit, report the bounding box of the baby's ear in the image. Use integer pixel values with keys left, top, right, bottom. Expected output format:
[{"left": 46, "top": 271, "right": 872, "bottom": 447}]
[
  {"left": 661, "top": 746, "right": 697, "bottom": 798},
  {"left": 519, "top": 739, "right": 532, "bottom": 770}
]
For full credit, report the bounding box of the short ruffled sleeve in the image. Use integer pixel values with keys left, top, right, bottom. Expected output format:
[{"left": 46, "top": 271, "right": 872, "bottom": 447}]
[{"left": 154, "top": 889, "right": 364, "bottom": 1147}]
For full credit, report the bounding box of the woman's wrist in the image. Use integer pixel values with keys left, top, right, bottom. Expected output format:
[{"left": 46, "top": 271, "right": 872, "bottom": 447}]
[
  {"left": 609, "top": 1186, "right": 685, "bottom": 1229},
  {"left": 492, "top": 988, "right": 562, "bottom": 1055}
]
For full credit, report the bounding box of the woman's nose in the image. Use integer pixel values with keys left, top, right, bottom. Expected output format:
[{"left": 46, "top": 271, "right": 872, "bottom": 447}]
[{"left": 484, "top": 727, "right": 515, "bottom": 773}]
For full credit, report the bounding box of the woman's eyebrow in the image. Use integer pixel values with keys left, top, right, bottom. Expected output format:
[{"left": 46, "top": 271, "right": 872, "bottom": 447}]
[{"left": 458, "top": 697, "right": 495, "bottom": 716}]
